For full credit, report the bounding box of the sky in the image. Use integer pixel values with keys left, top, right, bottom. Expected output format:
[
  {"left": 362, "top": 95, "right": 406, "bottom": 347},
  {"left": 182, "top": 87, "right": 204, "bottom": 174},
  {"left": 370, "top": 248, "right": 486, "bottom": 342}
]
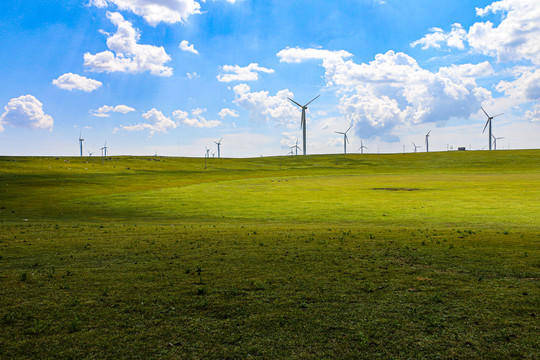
[{"left": 0, "top": 0, "right": 539, "bottom": 157}]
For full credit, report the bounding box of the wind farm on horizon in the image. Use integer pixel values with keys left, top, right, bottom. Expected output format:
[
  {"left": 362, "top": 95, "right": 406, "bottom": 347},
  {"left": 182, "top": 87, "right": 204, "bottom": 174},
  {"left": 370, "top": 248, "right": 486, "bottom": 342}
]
[{"left": 73, "top": 100, "right": 510, "bottom": 160}]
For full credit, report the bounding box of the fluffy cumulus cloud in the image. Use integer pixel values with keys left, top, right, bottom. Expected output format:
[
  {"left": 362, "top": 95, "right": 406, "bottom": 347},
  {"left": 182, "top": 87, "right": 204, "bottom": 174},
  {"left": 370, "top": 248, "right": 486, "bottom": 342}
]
[
  {"left": 0, "top": 95, "right": 53, "bottom": 132},
  {"left": 121, "top": 108, "right": 177, "bottom": 133},
  {"left": 525, "top": 103, "right": 540, "bottom": 122},
  {"left": 179, "top": 40, "right": 198, "bottom": 55},
  {"left": 410, "top": 23, "right": 467, "bottom": 50},
  {"left": 173, "top": 108, "right": 221, "bottom": 128},
  {"left": 52, "top": 73, "right": 102, "bottom": 92},
  {"left": 410, "top": 0, "right": 540, "bottom": 123},
  {"left": 218, "top": 108, "right": 239, "bottom": 118},
  {"left": 89, "top": 0, "right": 202, "bottom": 26},
  {"left": 232, "top": 84, "right": 300, "bottom": 127},
  {"left": 469, "top": 0, "right": 540, "bottom": 64},
  {"left": 217, "top": 63, "right": 274, "bottom": 82},
  {"left": 91, "top": 104, "right": 135, "bottom": 117},
  {"left": 84, "top": 12, "right": 172, "bottom": 76},
  {"left": 280, "top": 48, "right": 492, "bottom": 139},
  {"left": 412, "top": 0, "right": 540, "bottom": 65},
  {"left": 496, "top": 66, "right": 540, "bottom": 101}
]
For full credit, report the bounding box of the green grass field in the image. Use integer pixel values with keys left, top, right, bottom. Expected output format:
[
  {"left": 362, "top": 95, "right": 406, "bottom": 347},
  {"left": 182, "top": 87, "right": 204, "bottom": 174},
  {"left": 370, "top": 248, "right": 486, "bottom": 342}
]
[{"left": 1, "top": 151, "right": 539, "bottom": 359}]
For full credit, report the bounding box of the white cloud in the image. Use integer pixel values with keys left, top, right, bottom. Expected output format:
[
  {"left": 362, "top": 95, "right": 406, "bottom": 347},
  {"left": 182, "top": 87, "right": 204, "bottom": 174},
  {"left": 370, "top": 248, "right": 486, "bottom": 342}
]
[
  {"left": 179, "top": 40, "right": 199, "bottom": 55},
  {"left": 496, "top": 66, "right": 540, "bottom": 101},
  {"left": 84, "top": 12, "right": 172, "bottom": 76},
  {"left": 410, "top": 23, "right": 467, "bottom": 50},
  {"left": 232, "top": 83, "right": 300, "bottom": 127},
  {"left": 277, "top": 47, "right": 353, "bottom": 63},
  {"left": 412, "top": 1, "right": 540, "bottom": 65},
  {"left": 280, "top": 131, "right": 300, "bottom": 149},
  {"left": 91, "top": 104, "right": 135, "bottom": 117},
  {"left": 186, "top": 72, "right": 200, "bottom": 79},
  {"left": 173, "top": 108, "right": 221, "bottom": 128},
  {"left": 0, "top": 95, "right": 53, "bottom": 132},
  {"left": 525, "top": 103, "right": 540, "bottom": 122},
  {"left": 218, "top": 108, "right": 239, "bottom": 118},
  {"left": 280, "top": 48, "right": 492, "bottom": 139},
  {"left": 52, "top": 73, "right": 103, "bottom": 92},
  {"left": 89, "top": 0, "right": 202, "bottom": 26},
  {"left": 121, "top": 108, "right": 177, "bottom": 133},
  {"left": 468, "top": 0, "right": 540, "bottom": 64},
  {"left": 217, "top": 63, "right": 274, "bottom": 82}
]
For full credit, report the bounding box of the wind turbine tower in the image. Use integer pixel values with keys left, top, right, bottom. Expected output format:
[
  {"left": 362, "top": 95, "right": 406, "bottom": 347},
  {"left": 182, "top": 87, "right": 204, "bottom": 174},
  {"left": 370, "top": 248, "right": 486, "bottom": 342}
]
[
  {"left": 335, "top": 125, "right": 352, "bottom": 154},
  {"left": 78, "top": 132, "right": 84, "bottom": 157},
  {"left": 425, "top": 130, "right": 431, "bottom": 152},
  {"left": 358, "top": 141, "right": 368, "bottom": 154},
  {"left": 481, "top": 107, "right": 503, "bottom": 150},
  {"left": 492, "top": 134, "right": 504, "bottom": 150},
  {"left": 214, "top": 138, "right": 222, "bottom": 158},
  {"left": 288, "top": 95, "right": 320, "bottom": 155},
  {"left": 291, "top": 139, "right": 301, "bottom": 156},
  {"left": 101, "top": 141, "right": 108, "bottom": 157}
]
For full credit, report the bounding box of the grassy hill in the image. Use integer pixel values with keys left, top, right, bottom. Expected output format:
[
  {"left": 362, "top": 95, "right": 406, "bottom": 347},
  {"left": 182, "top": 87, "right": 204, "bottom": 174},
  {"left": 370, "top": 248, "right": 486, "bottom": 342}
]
[{"left": 1, "top": 150, "right": 539, "bottom": 358}]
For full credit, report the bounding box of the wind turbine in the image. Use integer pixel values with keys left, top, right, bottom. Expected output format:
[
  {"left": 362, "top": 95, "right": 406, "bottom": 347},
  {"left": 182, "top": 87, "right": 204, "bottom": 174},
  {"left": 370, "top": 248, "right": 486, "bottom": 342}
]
[
  {"left": 100, "top": 141, "right": 107, "bottom": 165},
  {"left": 214, "top": 138, "right": 222, "bottom": 158},
  {"left": 205, "top": 147, "right": 210, "bottom": 158},
  {"left": 481, "top": 107, "right": 503, "bottom": 150},
  {"left": 288, "top": 95, "right": 320, "bottom": 155},
  {"left": 87, "top": 150, "right": 93, "bottom": 156},
  {"left": 425, "top": 130, "right": 431, "bottom": 152},
  {"left": 78, "top": 132, "right": 84, "bottom": 157},
  {"left": 412, "top": 141, "right": 421, "bottom": 153},
  {"left": 100, "top": 141, "right": 107, "bottom": 157},
  {"left": 492, "top": 134, "right": 504, "bottom": 150},
  {"left": 358, "top": 141, "right": 368, "bottom": 154},
  {"left": 335, "top": 125, "right": 352, "bottom": 154},
  {"left": 291, "top": 139, "right": 301, "bottom": 156}
]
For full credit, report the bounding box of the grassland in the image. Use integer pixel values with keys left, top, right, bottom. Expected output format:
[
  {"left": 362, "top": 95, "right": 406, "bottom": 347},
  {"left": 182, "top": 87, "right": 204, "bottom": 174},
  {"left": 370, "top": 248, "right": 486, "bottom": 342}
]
[{"left": 1, "top": 150, "right": 539, "bottom": 359}]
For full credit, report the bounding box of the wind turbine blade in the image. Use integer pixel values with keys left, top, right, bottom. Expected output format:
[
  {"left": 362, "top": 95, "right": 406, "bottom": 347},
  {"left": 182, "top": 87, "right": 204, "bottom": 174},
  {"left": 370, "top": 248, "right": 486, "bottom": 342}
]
[
  {"left": 481, "top": 107, "right": 490, "bottom": 118},
  {"left": 426, "top": 130, "right": 431, "bottom": 136},
  {"left": 492, "top": 113, "right": 504, "bottom": 118},
  {"left": 346, "top": 125, "right": 352, "bottom": 133},
  {"left": 335, "top": 131, "right": 344, "bottom": 135},
  {"left": 482, "top": 119, "right": 490, "bottom": 133},
  {"left": 288, "top": 98, "right": 302, "bottom": 108},
  {"left": 304, "top": 95, "right": 320, "bottom": 107},
  {"left": 345, "top": 135, "right": 349, "bottom": 144}
]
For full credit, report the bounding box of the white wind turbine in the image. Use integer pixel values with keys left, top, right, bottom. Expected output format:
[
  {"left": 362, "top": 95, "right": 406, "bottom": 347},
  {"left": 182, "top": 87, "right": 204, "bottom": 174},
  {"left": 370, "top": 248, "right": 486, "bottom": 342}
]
[
  {"left": 358, "top": 141, "right": 368, "bottom": 154},
  {"left": 78, "top": 132, "right": 84, "bottom": 157},
  {"left": 492, "top": 134, "right": 504, "bottom": 150},
  {"left": 214, "top": 138, "right": 222, "bottom": 158},
  {"left": 288, "top": 95, "right": 320, "bottom": 155},
  {"left": 425, "top": 130, "right": 431, "bottom": 152},
  {"left": 335, "top": 125, "right": 352, "bottom": 154},
  {"left": 481, "top": 107, "right": 503, "bottom": 151}
]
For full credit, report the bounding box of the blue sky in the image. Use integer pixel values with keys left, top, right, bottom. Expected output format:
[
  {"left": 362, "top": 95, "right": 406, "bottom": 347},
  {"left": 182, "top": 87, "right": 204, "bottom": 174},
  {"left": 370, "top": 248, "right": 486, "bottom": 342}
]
[{"left": 1, "top": 0, "right": 539, "bottom": 157}]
